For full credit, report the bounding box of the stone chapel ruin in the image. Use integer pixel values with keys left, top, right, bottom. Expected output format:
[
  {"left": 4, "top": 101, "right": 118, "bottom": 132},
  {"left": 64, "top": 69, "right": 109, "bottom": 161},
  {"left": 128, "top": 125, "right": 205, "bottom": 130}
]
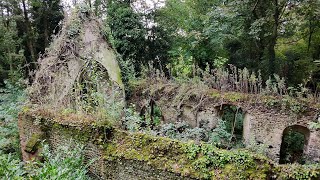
[{"left": 18, "top": 8, "right": 320, "bottom": 180}]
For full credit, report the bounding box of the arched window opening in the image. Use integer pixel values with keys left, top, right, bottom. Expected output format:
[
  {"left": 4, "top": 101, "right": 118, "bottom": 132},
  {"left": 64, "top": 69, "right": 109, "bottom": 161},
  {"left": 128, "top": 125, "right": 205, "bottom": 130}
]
[{"left": 279, "top": 125, "right": 310, "bottom": 164}]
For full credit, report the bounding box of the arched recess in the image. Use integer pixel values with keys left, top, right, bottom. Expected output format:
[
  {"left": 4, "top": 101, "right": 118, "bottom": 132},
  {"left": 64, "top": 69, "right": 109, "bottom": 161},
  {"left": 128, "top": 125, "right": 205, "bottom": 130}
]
[
  {"left": 279, "top": 125, "right": 310, "bottom": 164},
  {"left": 216, "top": 104, "right": 246, "bottom": 146},
  {"left": 149, "top": 100, "right": 163, "bottom": 128},
  {"left": 139, "top": 100, "right": 163, "bottom": 129}
]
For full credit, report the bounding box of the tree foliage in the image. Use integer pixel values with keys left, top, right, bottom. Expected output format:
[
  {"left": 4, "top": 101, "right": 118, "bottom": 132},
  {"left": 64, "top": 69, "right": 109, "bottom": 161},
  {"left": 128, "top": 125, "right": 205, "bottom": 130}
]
[
  {"left": 1, "top": 0, "right": 319, "bottom": 88},
  {"left": 106, "top": 0, "right": 171, "bottom": 75},
  {"left": 0, "top": 0, "right": 63, "bottom": 85},
  {"left": 152, "top": 0, "right": 320, "bottom": 86}
]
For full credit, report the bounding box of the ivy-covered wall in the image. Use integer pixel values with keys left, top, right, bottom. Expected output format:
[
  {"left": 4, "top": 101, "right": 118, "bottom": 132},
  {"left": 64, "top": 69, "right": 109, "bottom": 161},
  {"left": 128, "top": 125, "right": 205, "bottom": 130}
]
[{"left": 18, "top": 109, "right": 320, "bottom": 179}]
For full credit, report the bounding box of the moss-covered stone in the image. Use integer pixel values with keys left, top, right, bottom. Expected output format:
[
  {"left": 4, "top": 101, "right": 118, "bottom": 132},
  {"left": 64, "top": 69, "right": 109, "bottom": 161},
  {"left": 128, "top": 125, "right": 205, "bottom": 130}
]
[
  {"left": 101, "top": 129, "right": 273, "bottom": 179},
  {"left": 25, "top": 133, "right": 43, "bottom": 153},
  {"left": 19, "top": 109, "right": 320, "bottom": 180}
]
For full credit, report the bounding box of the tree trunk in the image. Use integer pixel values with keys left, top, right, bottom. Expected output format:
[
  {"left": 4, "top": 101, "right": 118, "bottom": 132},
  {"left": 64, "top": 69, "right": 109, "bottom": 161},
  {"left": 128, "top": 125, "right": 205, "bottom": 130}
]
[
  {"left": 268, "top": 0, "right": 279, "bottom": 76},
  {"left": 22, "top": 0, "right": 36, "bottom": 63},
  {"left": 44, "top": 8, "right": 49, "bottom": 48},
  {"left": 308, "top": 19, "right": 313, "bottom": 52}
]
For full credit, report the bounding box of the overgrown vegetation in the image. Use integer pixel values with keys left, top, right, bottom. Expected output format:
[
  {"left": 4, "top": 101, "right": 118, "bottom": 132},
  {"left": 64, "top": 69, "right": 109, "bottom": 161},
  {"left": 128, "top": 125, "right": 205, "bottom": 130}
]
[
  {"left": 101, "top": 123, "right": 320, "bottom": 180},
  {"left": 280, "top": 128, "right": 308, "bottom": 164},
  {"left": 0, "top": 83, "right": 90, "bottom": 179},
  {"left": 1, "top": 0, "right": 320, "bottom": 179},
  {"left": 0, "top": 81, "right": 26, "bottom": 156},
  {"left": 25, "top": 143, "right": 90, "bottom": 179},
  {"left": 0, "top": 142, "right": 91, "bottom": 179},
  {"left": 123, "top": 103, "right": 245, "bottom": 150},
  {"left": 28, "top": 6, "right": 125, "bottom": 128},
  {"left": 104, "top": 129, "right": 272, "bottom": 179},
  {"left": 19, "top": 107, "right": 320, "bottom": 180}
]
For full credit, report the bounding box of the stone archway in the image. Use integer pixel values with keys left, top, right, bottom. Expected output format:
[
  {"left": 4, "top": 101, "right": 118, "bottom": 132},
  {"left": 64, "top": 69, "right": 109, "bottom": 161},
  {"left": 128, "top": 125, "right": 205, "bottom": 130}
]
[
  {"left": 279, "top": 125, "right": 310, "bottom": 164},
  {"left": 139, "top": 100, "right": 163, "bottom": 129},
  {"left": 215, "top": 104, "right": 246, "bottom": 146}
]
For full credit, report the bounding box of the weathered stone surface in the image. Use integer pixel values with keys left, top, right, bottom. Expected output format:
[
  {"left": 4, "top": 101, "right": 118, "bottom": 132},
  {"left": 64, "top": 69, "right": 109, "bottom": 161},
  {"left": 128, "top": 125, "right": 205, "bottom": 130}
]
[
  {"left": 196, "top": 107, "right": 220, "bottom": 130},
  {"left": 18, "top": 109, "right": 320, "bottom": 179},
  {"left": 130, "top": 80, "right": 320, "bottom": 163},
  {"left": 18, "top": 113, "right": 43, "bottom": 161},
  {"left": 25, "top": 133, "right": 42, "bottom": 153}
]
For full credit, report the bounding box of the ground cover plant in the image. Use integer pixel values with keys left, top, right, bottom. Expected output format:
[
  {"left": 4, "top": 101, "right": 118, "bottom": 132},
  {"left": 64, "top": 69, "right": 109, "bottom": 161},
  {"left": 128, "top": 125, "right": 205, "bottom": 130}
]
[
  {"left": 0, "top": 82, "right": 91, "bottom": 179},
  {"left": 0, "top": 1, "right": 320, "bottom": 179}
]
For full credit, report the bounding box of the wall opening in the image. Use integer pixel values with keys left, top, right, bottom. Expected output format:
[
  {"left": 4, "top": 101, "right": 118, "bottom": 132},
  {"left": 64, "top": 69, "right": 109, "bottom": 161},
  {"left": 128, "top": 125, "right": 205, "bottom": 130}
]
[
  {"left": 150, "top": 100, "right": 163, "bottom": 128},
  {"left": 139, "top": 100, "right": 163, "bottom": 129},
  {"left": 215, "top": 104, "right": 245, "bottom": 148},
  {"left": 279, "top": 125, "right": 310, "bottom": 164}
]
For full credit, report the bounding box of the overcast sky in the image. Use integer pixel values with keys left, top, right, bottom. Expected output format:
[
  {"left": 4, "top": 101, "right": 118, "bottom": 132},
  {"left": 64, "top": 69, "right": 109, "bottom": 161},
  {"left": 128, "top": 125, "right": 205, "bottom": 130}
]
[
  {"left": 132, "top": 0, "right": 165, "bottom": 12},
  {"left": 62, "top": 0, "right": 166, "bottom": 13}
]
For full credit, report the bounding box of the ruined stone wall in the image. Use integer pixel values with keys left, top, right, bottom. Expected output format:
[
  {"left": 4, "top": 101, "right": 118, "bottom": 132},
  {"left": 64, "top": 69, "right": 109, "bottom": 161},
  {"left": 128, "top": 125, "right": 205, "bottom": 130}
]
[
  {"left": 130, "top": 81, "right": 320, "bottom": 163},
  {"left": 243, "top": 107, "right": 320, "bottom": 162},
  {"left": 18, "top": 109, "right": 320, "bottom": 179},
  {"left": 18, "top": 110, "right": 191, "bottom": 179},
  {"left": 18, "top": 111, "right": 284, "bottom": 180}
]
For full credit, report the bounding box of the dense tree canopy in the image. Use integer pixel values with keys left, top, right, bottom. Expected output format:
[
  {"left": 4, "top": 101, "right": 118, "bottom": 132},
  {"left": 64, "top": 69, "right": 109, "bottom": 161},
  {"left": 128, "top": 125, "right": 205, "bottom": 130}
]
[
  {"left": 0, "top": 0, "right": 319, "bottom": 88},
  {"left": 153, "top": 0, "right": 320, "bottom": 85},
  {"left": 1, "top": 1, "right": 320, "bottom": 176},
  {"left": 0, "top": 0, "right": 63, "bottom": 85}
]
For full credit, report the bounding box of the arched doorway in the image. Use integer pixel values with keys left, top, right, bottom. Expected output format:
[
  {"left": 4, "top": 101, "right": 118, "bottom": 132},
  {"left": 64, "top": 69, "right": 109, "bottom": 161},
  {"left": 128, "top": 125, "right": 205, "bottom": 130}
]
[
  {"left": 139, "top": 100, "right": 163, "bottom": 129},
  {"left": 215, "top": 104, "right": 245, "bottom": 148},
  {"left": 279, "top": 125, "right": 310, "bottom": 164}
]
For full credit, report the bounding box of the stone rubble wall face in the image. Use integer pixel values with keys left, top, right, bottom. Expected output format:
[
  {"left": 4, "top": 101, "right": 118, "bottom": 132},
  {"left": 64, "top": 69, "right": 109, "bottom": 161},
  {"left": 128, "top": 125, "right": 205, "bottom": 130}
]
[
  {"left": 131, "top": 92, "right": 320, "bottom": 162},
  {"left": 18, "top": 114, "right": 194, "bottom": 179}
]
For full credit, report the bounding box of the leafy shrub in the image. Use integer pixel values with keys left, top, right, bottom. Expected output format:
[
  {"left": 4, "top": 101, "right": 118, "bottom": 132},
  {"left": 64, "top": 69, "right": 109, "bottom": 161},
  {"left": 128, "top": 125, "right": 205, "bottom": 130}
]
[
  {"left": 0, "top": 83, "right": 91, "bottom": 179},
  {"left": 0, "top": 143, "right": 91, "bottom": 179},
  {"left": 29, "top": 143, "right": 90, "bottom": 180},
  {"left": 178, "top": 127, "right": 208, "bottom": 142},
  {"left": 209, "top": 120, "right": 232, "bottom": 147},
  {"left": 0, "top": 153, "right": 25, "bottom": 179},
  {"left": 0, "top": 81, "right": 26, "bottom": 155},
  {"left": 124, "top": 104, "right": 143, "bottom": 132},
  {"left": 309, "top": 121, "right": 320, "bottom": 130},
  {"left": 158, "top": 123, "right": 177, "bottom": 138}
]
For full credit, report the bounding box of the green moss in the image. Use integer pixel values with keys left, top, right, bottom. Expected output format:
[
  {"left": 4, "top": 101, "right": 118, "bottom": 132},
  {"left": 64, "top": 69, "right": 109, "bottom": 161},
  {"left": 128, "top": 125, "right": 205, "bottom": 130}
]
[
  {"left": 223, "top": 92, "right": 248, "bottom": 102},
  {"left": 211, "top": 90, "right": 220, "bottom": 98},
  {"left": 25, "top": 133, "right": 43, "bottom": 153},
  {"left": 21, "top": 105, "right": 31, "bottom": 113},
  {"left": 20, "top": 109, "right": 320, "bottom": 180},
  {"left": 217, "top": 163, "right": 270, "bottom": 179},
  {"left": 50, "top": 122, "right": 106, "bottom": 144},
  {"left": 261, "top": 95, "right": 310, "bottom": 114},
  {"left": 274, "top": 164, "right": 320, "bottom": 180},
  {"left": 211, "top": 90, "right": 251, "bottom": 103},
  {"left": 102, "top": 129, "right": 273, "bottom": 179}
]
